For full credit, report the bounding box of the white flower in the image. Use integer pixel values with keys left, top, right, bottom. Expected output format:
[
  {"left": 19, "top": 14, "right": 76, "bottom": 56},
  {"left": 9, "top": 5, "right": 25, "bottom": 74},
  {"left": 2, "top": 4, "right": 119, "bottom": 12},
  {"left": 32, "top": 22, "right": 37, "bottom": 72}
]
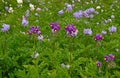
[
  {"left": 96, "top": 6, "right": 101, "bottom": 9},
  {"left": 95, "top": 11, "right": 99, "bottom": 15},
  {"left": 36, "top": 7, "right": 41, "bottom": 12},
  {"left": 115, "top": 49, "right": 119, "bottom": 52},
  {"left": 101, "top": 9, "right": 104, "bottom": 12},
  {"left": 2, "top": 0, "right": 4, "bottom": 3},
  {"left": 38, "top": 35, "right": 44, "bottom": 41},
  {"left": 17, "top": 0, "right": 23, "bottom": 4},
  {"left": 20, "top": 31, "right": 25, "bottom": 35},
  {"left": 8, "top": 7, "right": 14, "bottom": 13},
  {"left": 72, "top": 0, "right": 74, "bottom": 3},
  {"left": 89, "top": 14, "right": 94, "bottom": 18},
  {"left": 32, "top": 52, "right": 39, "bottom": 59},
  {"left": 29, "top": 3, "right": 35, "bottom": 11},
  {"left": 111, "top": 15, "right": 115, "bottom": 19},
  {"left": 66, "top": 65, "right": 70, "bottom": 69},
  {"left": 101, "top": 30, "right": 107, "bottom": 35},
  {"left": 78, "top": 0, "right": 81, "bottom": 2},
  {"left": 96, "top": 22, "right": 100, "bottom": 25},
  {"left": 107, "top": 19, "right": 112, "bottom": 22},
  {"left": 48, "top": 39, "right": 50, "bottom": 41}
]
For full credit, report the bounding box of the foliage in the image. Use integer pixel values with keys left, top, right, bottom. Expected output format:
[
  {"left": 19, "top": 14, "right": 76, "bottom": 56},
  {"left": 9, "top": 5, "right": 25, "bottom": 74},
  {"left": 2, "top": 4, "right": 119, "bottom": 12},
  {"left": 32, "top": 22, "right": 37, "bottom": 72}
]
[{"left": 0, "top": 0, "right": 120, "bottom": 78}]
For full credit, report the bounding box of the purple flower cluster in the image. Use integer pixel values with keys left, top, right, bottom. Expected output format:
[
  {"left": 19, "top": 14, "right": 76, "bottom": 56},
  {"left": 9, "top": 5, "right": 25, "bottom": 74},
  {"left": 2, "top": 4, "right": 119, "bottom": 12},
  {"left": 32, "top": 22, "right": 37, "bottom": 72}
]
[
  {"left": 28, "top": 26, "right": 41, "bottom": 35},
  {"left": 104, "top": 54, "right": 115, "bottom": 62},
  {"left": 73, "top": 10, "right": 83, "bottom": 19},
  {"left": 50, "top": 22, "right": 60, "bottom": 33},
  {"left": 65, "top": 24, "right": 78, "bottom": 37},
  {"left": 83, "top": 8, "right": 95, "bottom": 18},
  {"left": 94, "top": 34, "right": 103, "bottom": 41},
  {"left": 1, "top": 24, "right": 10, "bottom": 32},
  {"left": 28, "top": 26, "right": 43, "bottom": 40},
  {"left": 73, "top": 8, "right": 96, "bottom": 19},
  {"left": 84, "top": 8, "right": 95, "bottom": 15}
]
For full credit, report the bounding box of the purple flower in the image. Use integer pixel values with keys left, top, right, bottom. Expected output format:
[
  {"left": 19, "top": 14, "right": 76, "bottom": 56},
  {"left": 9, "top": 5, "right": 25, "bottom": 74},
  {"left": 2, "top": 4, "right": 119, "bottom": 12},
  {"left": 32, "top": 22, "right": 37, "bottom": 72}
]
[
  {"left": 83, "top": 28, "right": 92, "bottom": 35},
  {"left": 96, "top": 61, "right": 101, "bottom": 67},
  {"left": 65, "top": 4, "right": 73, "bottom": 12},
  {"left": 108, "top": 26, "right": 117, "bottom": 33},
  {"left": 33, "top": 26, "right": 39, "bottom": 34},
  {"left": 1, "top": 24, "right": 10, "bottom": 32},
  {"left": 58, "top": 10, "right": 64, "bottom": 15},
  {"left": 73, "top": 12, "right": 80, "bottom": 19},
  {"left": 65, "top": 24, "right": 78, "bottom": 36},
  {"left": 28, "top": 30, "right": 32, "bottom": 35},
  {"left": 50, "top": 22, "right": 60, "bottom": 33},
  {"left": 22, "top": 16, "right": 28, "bottom": 26},
  {"left": 94, "top": 34, "right": 103, "bottom": 41},
  {"left": 28, "top": 26, "right": 41, "bottom": 35},
  {"left": 73, "top": 10, "right": 83, "bottom": 19},
  {"left": 104, "top": 56, "right": 109, "bottom": 62},
  {"left": 83, "top": 11, "right": 90, "bottom": 18},
  {"left": 85, "top": 8, "right": 95, "bottom": 14},
  {"left": 104, "top": 54, "right": 115, "bottom": 63},
  {"left": 109, "top": 54, "right": 115, "bottom": 61},
  {"left": 83, "top": 8, "right": 95, "bottom": 18},
  {"left": 37, "top": 31, "right": 41, "bottom": 35}
]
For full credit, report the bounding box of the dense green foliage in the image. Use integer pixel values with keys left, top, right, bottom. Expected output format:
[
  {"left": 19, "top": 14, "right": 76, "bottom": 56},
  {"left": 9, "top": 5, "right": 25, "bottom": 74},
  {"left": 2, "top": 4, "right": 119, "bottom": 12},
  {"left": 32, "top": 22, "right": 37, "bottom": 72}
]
[{"left": 0, "top": 0, "right": 120, "bottom": 78}]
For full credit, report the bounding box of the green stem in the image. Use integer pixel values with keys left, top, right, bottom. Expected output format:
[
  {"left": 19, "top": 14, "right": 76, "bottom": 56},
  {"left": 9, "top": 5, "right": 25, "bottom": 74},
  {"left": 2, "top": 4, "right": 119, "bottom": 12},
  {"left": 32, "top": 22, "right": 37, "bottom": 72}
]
[
  {"left": 69, "top": 38, "right": 73, "bottom": 77},
  {"left": 69, "top": 49, "right": 72, "bottom": 77},
  {"left": 3, "top": 32, "right": 6, "bottom": 55},
  {"left": 52, "top": 42, "right": 55, "bottom": 69},
  {"left": 33, "top": 35, "right": 36, "bottom": 51},
  {"left": 51, "top": 36, "right": 56, "bottom": 69}
]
